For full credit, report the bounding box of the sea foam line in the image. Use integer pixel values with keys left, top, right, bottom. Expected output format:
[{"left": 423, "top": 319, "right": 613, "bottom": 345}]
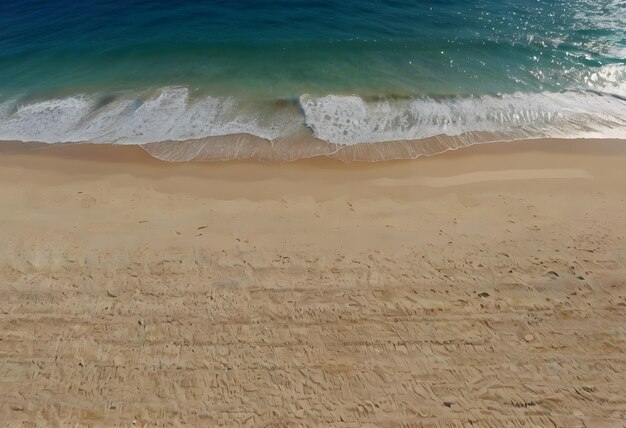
[{"left": 0, "top": 83, "right": 624, "bottom": 161}]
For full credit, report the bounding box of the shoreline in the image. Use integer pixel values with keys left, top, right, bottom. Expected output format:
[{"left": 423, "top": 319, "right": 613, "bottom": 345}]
[
  {"left": 2, "top": 86, "right": 625, "bottom": 157},
  {"left": 3, "top": 135, "right": 626, "bottom": 163},
  {"left": 1, "top": 137, "right": 626, "bottom": 425},
  {"left": 3, "top": 136, "right": 626, "bottom": 163}
]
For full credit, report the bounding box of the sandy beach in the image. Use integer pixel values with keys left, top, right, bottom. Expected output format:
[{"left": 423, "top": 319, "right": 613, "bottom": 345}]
[{"left": 1, "top": 139, "right": 626, "bottom": 426}]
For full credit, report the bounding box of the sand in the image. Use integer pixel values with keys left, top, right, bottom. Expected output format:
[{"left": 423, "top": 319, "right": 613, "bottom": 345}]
[{"left": 1, "top": 139, "right": 626, "bottom": 426}]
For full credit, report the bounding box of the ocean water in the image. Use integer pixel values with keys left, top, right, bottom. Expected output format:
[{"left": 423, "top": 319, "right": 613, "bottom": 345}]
[{"left": 0, "top": 0, "right": 625, "bottom": 161}]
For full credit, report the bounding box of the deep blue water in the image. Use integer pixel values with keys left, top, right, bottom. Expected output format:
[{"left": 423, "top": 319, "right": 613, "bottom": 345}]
[{"left": 0, "top": 0, "right": 624, "bottom": 158}]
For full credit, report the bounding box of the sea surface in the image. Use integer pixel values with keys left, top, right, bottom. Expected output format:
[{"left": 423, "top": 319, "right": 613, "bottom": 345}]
[{"left": 1, "top": 0, "right": 625, "bottom": 161}]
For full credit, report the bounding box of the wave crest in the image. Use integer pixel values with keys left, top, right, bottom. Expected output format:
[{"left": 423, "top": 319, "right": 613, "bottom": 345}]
[
  {"left": 300, "top": 90, "right": 626, "bottom": 146},
  {"left": 0, "top": 88, "right": 284, "bottom": 144}
]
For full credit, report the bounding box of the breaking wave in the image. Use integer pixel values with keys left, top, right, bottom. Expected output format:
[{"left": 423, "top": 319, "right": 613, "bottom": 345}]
[{"left": 1, "top": 68, "right": 625, "bottom": 162}]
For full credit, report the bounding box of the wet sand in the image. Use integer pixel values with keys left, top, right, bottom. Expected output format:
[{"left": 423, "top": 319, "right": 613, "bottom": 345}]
[{"left": 1, "top": 139, "right": 625, "bottom": 426}]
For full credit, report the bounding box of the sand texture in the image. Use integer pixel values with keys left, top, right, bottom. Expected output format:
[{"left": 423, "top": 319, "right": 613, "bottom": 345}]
[{"left": 1, "top": 139, "right": 626, "bottom": 426}]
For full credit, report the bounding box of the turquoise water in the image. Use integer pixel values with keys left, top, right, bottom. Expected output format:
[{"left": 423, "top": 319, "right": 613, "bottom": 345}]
[{"left": 0, "top": 0, "right": 625, "bottom": 160}]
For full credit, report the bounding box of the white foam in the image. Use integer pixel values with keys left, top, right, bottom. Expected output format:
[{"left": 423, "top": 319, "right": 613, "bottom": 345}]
[
  {"left": 0, "top": 87, "right": 284, "bottom": 144},
  {"left": 0, "top": 99, "right": 17, "bottom": 119},
  {"left": 0, "top": 86, "right": 625, "bottom": 148},
  {"left": 583, "top": 63, "right": 626, "bottom": 96},
  {"left": 300, "top": 91, "right": 626, "bottom": 145},
  {"left": 101, "top": 88, "right": 280, "bottom": 144},
  {"left": 0, "top": 96, "right": 92, "bottom": 142}
]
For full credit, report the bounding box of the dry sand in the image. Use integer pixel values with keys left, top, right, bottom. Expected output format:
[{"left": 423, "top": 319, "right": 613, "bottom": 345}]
[{"left": 1, "top": 139, "right": 625, "bottom": 426}]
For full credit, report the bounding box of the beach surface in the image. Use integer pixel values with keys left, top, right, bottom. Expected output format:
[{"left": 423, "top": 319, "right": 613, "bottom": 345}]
[{"left": 1, "top": 139, "right": 626, "bottom": 426}]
